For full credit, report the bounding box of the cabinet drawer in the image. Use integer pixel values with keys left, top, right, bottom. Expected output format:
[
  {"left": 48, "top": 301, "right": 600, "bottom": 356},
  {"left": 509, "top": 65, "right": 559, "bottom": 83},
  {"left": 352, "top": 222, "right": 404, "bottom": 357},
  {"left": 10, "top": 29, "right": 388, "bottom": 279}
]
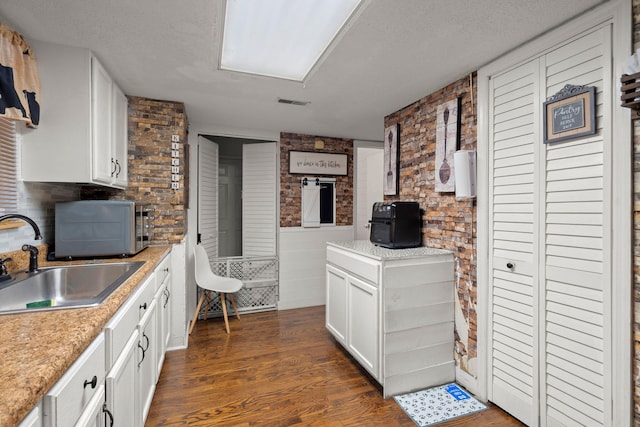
[
  {"left": 327, "top": 246, "right": 379, "bottom": 284},
  {"left": 135, "top": 274, "right": 156, "bottom": 320},
  {"left": 104, "top": 294, "right": 139, "bottom": 369},
  {"left": 43, "top": 333, "right": 105, "bottom": 427}
]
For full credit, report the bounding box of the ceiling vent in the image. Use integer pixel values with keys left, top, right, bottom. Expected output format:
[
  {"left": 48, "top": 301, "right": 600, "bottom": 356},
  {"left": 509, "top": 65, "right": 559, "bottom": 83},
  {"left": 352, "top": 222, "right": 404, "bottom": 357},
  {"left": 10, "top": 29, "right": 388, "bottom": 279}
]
[{"left": 277, "top": 98, "right": 310, "bottom": 106}]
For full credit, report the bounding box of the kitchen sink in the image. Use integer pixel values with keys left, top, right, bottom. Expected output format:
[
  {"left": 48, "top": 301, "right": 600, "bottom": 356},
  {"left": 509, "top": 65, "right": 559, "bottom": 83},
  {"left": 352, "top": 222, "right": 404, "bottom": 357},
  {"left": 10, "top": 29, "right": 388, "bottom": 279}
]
[{"left": 0, "top": 261, "right": 145, "bottom": 315}]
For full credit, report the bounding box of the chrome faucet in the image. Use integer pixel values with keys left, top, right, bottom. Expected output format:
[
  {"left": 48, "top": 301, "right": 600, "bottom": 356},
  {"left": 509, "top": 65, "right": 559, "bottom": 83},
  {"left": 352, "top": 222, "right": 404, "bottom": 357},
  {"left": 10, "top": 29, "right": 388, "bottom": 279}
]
[{"left": 0, "top": 214, "right": 43, "bottom": 274}]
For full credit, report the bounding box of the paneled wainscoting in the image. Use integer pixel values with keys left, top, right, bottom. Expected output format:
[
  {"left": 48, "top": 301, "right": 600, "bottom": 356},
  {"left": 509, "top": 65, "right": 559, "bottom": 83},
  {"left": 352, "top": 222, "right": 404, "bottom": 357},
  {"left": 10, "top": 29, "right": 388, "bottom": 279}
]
[{"left": 147, "top": 306, "right": 523, "bottom": 426}]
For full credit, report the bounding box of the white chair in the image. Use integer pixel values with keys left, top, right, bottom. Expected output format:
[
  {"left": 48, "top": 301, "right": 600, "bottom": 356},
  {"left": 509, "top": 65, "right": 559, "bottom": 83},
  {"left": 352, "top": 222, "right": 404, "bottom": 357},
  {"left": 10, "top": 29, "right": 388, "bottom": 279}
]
[{"left": 189, "top": 244, "right": 242, "bottom": 334}]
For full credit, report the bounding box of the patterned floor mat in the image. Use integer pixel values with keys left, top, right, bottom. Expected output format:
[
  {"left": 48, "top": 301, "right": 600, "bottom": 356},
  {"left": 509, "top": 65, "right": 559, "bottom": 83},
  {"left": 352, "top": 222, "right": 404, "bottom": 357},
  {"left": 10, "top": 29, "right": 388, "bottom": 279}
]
[{"left": 394, "top": 383, "right": 487, "bottom": 426}]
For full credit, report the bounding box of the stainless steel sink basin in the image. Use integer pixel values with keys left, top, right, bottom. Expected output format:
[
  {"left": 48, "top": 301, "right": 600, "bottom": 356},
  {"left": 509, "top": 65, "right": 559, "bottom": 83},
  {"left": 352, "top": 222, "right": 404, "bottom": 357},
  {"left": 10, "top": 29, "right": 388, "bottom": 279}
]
[{"left": 0, "top": 261, "right": 145, "bottom": 314}]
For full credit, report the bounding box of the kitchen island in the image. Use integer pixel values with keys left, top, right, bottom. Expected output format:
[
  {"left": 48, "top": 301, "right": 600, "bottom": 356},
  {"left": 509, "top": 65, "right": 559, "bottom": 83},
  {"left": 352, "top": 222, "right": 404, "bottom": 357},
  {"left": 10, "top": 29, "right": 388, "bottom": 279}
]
[
  {"left": 0, "top": 245, "right": 171, "bottom": 427},
  {"left": 326, "top": 240, "right": 455, "bottom": 397}
]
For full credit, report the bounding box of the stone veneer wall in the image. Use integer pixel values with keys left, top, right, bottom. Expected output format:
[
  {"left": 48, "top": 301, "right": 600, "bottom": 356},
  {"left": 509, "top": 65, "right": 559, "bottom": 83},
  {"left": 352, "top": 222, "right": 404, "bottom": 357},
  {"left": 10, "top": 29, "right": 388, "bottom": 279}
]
[
  {"left": 633, "top": 0, "right": 640, "bottom": 422},
  {"left": 384, "top": 73, "right": 478, "bottom": 377},
  {"left": 82, "top": 96, "right": 188, "bottom": 245},
  {"left": 279, "top": 133, "right": 353, "bottom": 227}
]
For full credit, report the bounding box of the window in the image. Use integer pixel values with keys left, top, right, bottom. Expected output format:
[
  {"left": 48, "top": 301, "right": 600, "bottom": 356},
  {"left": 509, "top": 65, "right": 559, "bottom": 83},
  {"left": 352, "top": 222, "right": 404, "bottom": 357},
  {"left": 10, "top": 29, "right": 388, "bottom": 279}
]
[
  {"left": 0, "top": 117, "right": 18, "bottom": 215},
  {"left": 301, "top": 177, "right": 335, "bottom": 227}
]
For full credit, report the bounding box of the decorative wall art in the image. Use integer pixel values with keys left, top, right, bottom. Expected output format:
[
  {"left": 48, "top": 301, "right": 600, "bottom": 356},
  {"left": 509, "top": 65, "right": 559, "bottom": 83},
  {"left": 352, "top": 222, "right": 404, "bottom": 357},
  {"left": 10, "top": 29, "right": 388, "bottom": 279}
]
[
  {"left": 435, "top": 98, "right": 460, "bottom": 192},
  {"left": 289, "top": 151, "right": 347, "bottom": 175},
  {"left": 383, "top": 124, "right": 399, "bottom": 195},
  {"left": 543, "top": 84, "right": 596, "bottom": 144}
]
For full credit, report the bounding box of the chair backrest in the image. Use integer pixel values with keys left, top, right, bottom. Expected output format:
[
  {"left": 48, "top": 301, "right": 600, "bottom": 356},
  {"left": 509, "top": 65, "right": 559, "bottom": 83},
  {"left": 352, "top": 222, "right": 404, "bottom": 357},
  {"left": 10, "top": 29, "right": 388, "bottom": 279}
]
[{"left": 193, "top": 244, "right": 213, "bottom": 285}]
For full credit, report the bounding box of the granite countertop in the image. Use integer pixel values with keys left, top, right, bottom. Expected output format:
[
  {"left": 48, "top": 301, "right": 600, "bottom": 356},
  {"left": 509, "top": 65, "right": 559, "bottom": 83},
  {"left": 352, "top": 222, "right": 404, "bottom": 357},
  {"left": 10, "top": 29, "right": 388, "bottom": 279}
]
[
  {"left": 327, "top": 240, "right": 452, "bottom": 260},
  {"left": 0, "top": 245, "right": 171, "bottom": 427}
]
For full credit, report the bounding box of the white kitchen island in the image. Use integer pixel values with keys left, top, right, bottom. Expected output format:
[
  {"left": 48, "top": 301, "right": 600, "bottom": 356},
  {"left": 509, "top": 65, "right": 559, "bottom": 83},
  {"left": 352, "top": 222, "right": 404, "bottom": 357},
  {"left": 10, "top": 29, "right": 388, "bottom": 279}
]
[{"left": 325, "top": 240, "right": 455, "bottom": 397}]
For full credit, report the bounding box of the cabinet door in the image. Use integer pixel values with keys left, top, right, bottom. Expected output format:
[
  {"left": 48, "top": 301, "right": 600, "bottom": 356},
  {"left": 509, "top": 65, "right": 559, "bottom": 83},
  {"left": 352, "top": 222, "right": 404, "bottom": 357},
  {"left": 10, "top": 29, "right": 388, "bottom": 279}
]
[
  {"left": 43, "top": 333, "right": 106, "bottom": 427},
  {"left": 137, "top": 298, "right": 157, "bottom": 426},
  {"left": 154, "top": 280, "right": 171, "bottom": 382},
  {"left": 74, "top": 385, "right": 106, "bottom": 427},
  {"left": 105, "top": 330, "right": 139, "bottom": 427},
  {"left": 91, "top": 56, "right": 114, "bottom": 185},
  {"left": 326, "top": 265, "right": 348, "bottom": 345},
  {"left": 111, "top": 84, "right": 128, "bottom": 188},
  {"left": 347, "top": 275, "right": 379, "bottom": 380}
]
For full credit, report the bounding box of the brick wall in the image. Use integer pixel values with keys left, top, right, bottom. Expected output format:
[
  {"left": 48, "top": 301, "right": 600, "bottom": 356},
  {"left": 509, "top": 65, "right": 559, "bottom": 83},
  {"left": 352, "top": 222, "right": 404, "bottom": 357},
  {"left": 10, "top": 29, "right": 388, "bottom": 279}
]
[
  {"left": 384, "top": 73, "right": 478, "bottom": 376},
  {"left": 82, "top": 96, "right": 188, "bottom": 245},
  {"left": 280, "top": 133, "right": 353, "bottom": 227}
]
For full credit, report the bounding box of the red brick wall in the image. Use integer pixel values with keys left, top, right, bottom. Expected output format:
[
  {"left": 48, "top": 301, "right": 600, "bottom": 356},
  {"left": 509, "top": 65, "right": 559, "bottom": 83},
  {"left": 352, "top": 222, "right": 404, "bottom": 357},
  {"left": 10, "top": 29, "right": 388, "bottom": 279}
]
[
  {"left": 280, "top": 133, "right": 353, "bottom": 227},
  {"left": 82, "top": 96, "right": 189, "bottom": 245},
  {"left": 384, "top": 73, "right": 478, "bottom": 375}
]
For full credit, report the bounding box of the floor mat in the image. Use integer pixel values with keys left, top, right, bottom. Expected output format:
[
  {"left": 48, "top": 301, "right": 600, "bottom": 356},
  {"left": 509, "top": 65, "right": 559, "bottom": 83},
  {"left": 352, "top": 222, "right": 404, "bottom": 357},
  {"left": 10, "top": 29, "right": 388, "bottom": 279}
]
[{"left": 394, "top": 383, "right": 487, "bottom": 426}]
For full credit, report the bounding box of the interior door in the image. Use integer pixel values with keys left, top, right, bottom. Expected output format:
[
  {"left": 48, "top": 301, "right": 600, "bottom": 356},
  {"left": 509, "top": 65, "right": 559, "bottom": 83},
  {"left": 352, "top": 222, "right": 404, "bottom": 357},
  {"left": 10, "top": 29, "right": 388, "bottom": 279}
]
[
  {"left": 487, "top": 24, "right": 613, "bottom": 426},
  {"left": 242, "top": 142, "right": 277, "bottom": 257},
  {"left": 355, "top": 142, "right": 383, "bottom": 240},
  {"left": 218, "top": 157, "right": 242, "bottom": 256},
  {"left": 198, "top": 136, "right": 218, "bottom": 257}
]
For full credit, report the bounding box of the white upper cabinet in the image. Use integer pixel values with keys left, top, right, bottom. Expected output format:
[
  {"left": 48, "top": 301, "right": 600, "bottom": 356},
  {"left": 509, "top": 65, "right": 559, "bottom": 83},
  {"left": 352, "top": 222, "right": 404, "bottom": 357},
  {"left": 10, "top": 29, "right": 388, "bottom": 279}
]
[{"left": 21, "top": 40, "right": 128, "bottom": 189}]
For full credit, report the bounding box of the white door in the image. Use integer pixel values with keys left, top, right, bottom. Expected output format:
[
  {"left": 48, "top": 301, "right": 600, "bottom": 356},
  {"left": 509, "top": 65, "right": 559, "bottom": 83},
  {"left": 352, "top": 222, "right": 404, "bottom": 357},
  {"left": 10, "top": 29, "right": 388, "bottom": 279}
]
[
  {"left": 198, "top": 136, "right": 219, "bottom": 257},
  {"left": 486, "top": 24, "right": 613, "bottom": 426},
  {"left": 242, "top": 142, "right": 277, "bottom": 256},
  {"left": 354, "top": 142, "right": 383, "bottom": 240}
]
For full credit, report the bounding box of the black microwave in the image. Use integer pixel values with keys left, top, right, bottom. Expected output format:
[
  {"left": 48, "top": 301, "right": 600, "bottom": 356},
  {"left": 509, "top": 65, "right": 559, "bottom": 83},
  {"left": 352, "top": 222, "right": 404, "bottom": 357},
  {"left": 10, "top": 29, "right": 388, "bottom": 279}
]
[
  {"left": 369, "top": 201, "right": 421, "bottom": 249},
  {"left": 54, "top": 200, "right": 151, "bottom": 258}
]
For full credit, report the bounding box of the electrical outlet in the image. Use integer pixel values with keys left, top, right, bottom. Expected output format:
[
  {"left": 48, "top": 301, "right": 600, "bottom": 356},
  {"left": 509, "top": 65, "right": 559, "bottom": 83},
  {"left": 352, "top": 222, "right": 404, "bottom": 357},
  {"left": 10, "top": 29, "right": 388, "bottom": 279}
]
[{"left": 171, "top": 135, "right": 180, "bottom": 142}]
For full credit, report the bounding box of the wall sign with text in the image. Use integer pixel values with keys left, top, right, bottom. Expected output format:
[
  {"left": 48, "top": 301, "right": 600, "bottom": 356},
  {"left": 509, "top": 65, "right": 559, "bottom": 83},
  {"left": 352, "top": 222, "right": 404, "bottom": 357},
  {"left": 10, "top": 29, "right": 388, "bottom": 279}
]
[
  {"left": 289, "top": 151, "right": 347, "bottom": 175},
  {"left": 543, "top": 84, "right": 596, "bottom": 144}
]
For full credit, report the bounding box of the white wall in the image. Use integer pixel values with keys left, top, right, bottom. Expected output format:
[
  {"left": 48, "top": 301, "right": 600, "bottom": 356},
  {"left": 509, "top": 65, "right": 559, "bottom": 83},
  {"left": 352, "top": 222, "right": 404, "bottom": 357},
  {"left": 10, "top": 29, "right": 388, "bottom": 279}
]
[{"left": 278, "top": 226, "right": 353, "bottom": 309}]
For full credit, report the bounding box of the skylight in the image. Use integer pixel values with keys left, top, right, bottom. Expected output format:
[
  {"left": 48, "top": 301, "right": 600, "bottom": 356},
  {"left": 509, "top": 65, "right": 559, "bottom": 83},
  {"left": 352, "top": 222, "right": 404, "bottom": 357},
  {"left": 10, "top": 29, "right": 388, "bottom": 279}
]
[{"left": 220, "top": 0, "right": 362, "bottom": 82}]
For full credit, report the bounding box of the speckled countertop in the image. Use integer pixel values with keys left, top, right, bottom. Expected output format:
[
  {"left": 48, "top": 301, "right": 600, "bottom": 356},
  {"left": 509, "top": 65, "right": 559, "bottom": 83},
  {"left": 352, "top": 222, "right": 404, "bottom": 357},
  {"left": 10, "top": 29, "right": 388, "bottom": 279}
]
[
  {"left": 327, "top": 240, "right": 452, "bottom": 260},
  {"left": 0, "top": 245, "right": 171, "bottom": 427}
]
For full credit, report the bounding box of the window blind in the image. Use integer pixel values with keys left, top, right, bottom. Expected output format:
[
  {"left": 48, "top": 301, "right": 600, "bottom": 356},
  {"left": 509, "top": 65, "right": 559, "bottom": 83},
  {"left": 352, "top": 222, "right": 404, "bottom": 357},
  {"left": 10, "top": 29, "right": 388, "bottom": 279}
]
[{"left": 0, "top": 117, "right": 18, "bottom": 215}]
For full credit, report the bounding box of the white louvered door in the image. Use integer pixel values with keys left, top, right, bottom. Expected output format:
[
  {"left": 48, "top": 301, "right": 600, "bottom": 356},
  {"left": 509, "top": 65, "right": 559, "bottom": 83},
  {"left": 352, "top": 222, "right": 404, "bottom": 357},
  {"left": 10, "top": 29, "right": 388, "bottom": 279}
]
[
  {"left": 242, "top": 142, "right": 277, "bottom": 257},
  {"left": 488, "top": 24, "right": 612, "bottom": 427},
  {"left": 540, "top": 26, "right": 610, "bottom": 427},
  {"left": 198, "top": 136, "right": 219, "bottom": 257},
  {"left": 488, "top": 58, "right": 540, "bottom": 426}
]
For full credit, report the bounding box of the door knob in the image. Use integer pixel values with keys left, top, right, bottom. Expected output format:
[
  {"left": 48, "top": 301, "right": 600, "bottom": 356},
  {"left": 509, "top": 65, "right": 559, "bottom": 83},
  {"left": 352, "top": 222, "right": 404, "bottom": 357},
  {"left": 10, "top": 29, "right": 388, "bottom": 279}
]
[{"left": 506, "top": 262, "right": 515, "bottom": 270}]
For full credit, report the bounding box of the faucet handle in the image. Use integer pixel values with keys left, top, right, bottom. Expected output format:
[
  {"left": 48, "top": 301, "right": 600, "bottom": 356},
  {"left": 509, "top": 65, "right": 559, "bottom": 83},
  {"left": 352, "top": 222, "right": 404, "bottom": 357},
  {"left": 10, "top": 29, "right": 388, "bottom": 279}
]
[{"left": 0, "top": 257, "right": 12, "bottom": 281}]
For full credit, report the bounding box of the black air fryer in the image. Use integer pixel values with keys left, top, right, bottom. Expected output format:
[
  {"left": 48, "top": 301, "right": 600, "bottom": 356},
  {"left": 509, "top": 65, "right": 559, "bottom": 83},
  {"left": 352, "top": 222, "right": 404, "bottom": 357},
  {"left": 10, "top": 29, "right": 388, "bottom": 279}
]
[{"left": 369, "top": 201, "right": 421, "bottom": 249}]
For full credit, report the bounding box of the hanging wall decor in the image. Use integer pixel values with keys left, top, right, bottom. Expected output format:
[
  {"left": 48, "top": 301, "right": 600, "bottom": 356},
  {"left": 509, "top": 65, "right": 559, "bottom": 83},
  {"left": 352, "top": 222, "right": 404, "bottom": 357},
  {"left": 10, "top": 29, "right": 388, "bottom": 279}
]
[
  {"left": 383, "top": 123, "right": 399, "bottom": 196},
  {"left": 435, "top": 98, "right": 459, "bottom": 192},
  {"left": 543, "top": 84, "right": 596, "bottom": 144},
  {"left": 289, "top": 151, "right": 347, "bottom": 175}
]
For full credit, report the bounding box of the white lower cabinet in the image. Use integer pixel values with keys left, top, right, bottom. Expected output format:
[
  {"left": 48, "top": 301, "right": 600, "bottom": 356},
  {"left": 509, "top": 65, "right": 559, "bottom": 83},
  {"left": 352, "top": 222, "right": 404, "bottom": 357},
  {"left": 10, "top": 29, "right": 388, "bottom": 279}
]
[
  {"left": 326, "top": 242, "right": 455, "bottom": 398},
  {"left": 346, "top": 274, "right": 379, "bottom": 379},
  {"left": 43, "top": 333, "right": 106, "bottom": 427},
  {"left": 105, "top": 331, "right": 138, "bottom": 426},
  {"left": 31, "top": 251, "right": 173, "bottom": 427},
  {"left": 137, "top": 297, "right": 157, "bottom": 426}
]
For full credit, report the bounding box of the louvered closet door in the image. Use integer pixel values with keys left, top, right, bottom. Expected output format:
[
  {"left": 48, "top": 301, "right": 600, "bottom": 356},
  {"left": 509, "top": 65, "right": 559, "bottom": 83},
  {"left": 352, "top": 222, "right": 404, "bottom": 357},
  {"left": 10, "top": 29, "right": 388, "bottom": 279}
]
[
  {"left": 488, "top": 25, "right": 612, "bottom": 427},
  {"left": 541, "top": 26, "right": 610, "bottom": 427},
  {"left": 243, "top": 142, "right": 277, "bottom": 257},
  {"left": 198, "top": 136, "right": 219, "bottom": 257},
  {"left": 488, "top": 58, "right": 540, "bottom": 427}
]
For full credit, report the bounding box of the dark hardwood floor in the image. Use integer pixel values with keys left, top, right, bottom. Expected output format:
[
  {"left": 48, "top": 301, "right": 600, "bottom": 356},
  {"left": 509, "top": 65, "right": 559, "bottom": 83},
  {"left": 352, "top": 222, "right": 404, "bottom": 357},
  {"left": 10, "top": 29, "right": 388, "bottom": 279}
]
[{"left": 146, "top": 306, "right": 524, "bottom": 426}]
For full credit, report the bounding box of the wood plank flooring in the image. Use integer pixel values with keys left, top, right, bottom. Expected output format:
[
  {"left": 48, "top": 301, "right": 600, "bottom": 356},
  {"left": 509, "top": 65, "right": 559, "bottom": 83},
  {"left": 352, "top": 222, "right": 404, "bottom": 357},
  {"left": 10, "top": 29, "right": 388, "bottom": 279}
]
[{"left": 146, "top": 306, "right": 524, "bottom": 426}]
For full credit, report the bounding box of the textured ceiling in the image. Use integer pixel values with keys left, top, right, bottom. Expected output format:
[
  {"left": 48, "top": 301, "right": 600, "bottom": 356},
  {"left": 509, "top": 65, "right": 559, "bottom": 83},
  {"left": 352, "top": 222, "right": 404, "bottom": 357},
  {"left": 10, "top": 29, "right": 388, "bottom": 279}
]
[{"left": 0, "top": 0, "right": 606, "bottom": 141}]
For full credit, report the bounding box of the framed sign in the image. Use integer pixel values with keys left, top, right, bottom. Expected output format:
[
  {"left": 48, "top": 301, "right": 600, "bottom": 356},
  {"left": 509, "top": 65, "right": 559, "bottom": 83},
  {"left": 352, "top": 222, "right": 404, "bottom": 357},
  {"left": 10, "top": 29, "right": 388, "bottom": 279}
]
[
  {"left": 543, "top": 84, "right": 596, "bottom": 144},
  {"left": 383, "top": 124, "right": 399, "bottom": 195},
  {"left": 289, "top": 151, "right": 347, "bottom": 175}
]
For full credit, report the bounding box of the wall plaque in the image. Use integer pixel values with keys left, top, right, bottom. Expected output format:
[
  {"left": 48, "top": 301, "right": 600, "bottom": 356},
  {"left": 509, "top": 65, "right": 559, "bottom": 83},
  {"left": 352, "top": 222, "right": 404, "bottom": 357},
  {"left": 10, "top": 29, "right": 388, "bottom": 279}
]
[
  {"left": 289, "top": 151, "right": 347, "bottom": 175},
  {"left": 543, "top": 84, "right": 596, "bottom": 144}
]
